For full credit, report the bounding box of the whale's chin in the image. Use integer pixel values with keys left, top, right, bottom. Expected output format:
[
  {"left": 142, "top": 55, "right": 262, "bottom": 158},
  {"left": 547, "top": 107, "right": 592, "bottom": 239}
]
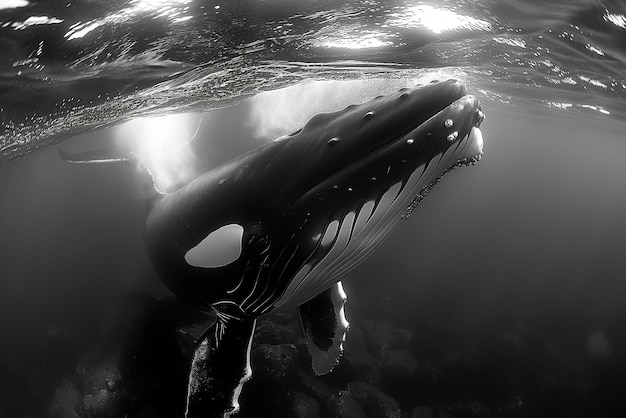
[
  {"left": 468, "top": 126, "right": 484, "bottom": 157},
  {"left": 457, "top": 126, "right": 485, "bottom": 167}
]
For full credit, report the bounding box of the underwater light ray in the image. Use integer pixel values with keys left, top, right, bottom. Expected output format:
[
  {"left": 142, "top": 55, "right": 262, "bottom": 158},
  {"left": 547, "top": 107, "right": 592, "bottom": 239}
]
[{"left": 115, "top": 113, "right": 201, "bottom": 193}]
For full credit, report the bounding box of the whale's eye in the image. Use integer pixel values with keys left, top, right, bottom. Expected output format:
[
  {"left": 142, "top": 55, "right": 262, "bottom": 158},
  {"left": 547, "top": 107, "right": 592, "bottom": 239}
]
[{"left": 185, "top": 224, "right": 244, "bottom": 268}]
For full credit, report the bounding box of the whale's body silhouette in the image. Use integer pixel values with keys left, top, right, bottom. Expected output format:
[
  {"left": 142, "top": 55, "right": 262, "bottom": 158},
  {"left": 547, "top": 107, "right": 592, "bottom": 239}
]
[{"left": 140, "top": 79, "right": 485, "bottom": 417}]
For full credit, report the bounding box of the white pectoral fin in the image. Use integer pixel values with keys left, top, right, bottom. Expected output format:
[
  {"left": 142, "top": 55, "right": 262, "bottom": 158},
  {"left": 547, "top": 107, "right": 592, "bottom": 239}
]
[
  {"left": 57, "top": 147, "right": 165, "bottom": 198},
  {"left": 58, "top": 147, "right": 131, "bottom": 164},
  {"left": 299, "top": 281, "right": 349, "bottom": 375}
]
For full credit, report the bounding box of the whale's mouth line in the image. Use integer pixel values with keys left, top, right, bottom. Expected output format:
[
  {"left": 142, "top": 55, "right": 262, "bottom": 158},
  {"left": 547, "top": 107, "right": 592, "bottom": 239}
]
[
  {"left": 341, "top": 92, "right": 470, "bottom": 172},
  {"left": 272, "top": 99, "right": 484, "bottom": 311},
  {"left": 369, "top": 96, "right": 485, "bottom": 179},
  {"left": 402, "top": 124, "right": 484, "bottom": 220},
  {"left": 300, "top": 93, "right": 482, "bottom": 202}
]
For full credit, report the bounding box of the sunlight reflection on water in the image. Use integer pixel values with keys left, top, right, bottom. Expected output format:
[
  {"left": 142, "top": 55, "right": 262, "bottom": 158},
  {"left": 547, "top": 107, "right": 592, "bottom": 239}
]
[
  {"left": 388, "top": 4, "right": 492, "bottom": 34},
  {"left": 64, "top": 0, "right": 193, "bottom": 40}
]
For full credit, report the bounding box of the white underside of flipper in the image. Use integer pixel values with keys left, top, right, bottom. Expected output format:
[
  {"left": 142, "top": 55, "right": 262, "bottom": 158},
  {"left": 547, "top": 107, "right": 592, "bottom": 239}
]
[{"left": 300, "top": 281, "right": 350, "bottom": 375}]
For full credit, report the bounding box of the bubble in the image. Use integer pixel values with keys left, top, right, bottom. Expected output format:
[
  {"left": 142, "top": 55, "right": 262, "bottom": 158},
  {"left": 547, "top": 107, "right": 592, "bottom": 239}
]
[
  {"left": 447, "top": 132, "right": 458, "bottom": 142},
  {"left": 444, "top": 119, "right": 454, "bottom": 128},
  {"left": 406, "top": 138, "right": 414, "bottom": 144},
  {"left": 362, "top": 111, "right": 375, "bottom": 119},
  {"left": 328, "top": 137, "right": 340, "bottom": 145}
]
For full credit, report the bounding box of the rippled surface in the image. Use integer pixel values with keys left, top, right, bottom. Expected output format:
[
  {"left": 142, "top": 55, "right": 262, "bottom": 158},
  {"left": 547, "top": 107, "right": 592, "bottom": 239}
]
[{"left": 1, "top": 0, "right": 625, "bottom": 160}]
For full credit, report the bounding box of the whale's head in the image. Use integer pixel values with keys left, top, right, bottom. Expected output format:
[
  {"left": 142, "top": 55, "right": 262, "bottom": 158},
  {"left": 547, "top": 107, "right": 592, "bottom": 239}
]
[
  {"left": 277, "top": 79, "right": 484, "bottom": 220},
  {"left": 145, "top": 79, "right": 484, "bottom": 316}
]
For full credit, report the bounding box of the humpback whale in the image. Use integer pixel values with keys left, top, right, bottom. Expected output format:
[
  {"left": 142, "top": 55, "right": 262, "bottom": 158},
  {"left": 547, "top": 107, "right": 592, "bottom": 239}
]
[{"left": 63, "top": 79, "right": 485, "bottom": 417}]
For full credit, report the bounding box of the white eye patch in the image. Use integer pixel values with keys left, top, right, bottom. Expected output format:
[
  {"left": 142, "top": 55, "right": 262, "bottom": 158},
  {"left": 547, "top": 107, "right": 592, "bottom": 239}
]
[{"left": 185, "top": 224, "right": 244, "bottom": 268}]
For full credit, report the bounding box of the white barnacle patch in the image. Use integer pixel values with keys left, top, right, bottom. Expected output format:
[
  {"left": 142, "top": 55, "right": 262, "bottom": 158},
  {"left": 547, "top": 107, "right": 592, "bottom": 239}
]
[{"left": 185, "top": 224, "right": 244, "bottom": 268}]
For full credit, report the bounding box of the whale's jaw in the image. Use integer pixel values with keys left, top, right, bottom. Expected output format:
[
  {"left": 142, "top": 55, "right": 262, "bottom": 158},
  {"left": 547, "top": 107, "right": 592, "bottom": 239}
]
[{"left": 267, "top": 82, "right": 485, "bottom": 311}]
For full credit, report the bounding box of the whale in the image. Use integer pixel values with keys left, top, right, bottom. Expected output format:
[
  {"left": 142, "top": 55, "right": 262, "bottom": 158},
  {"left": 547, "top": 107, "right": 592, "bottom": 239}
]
[{"left": 61, "top": 79, "right": 485, "bottom": 417}]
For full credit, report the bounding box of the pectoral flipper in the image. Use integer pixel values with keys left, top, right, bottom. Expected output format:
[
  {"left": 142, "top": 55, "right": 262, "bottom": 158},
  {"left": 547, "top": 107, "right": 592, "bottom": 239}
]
[
  {"left": 185, "top": 315, "right": 256, "bottom": 418},
  {"left": 299, "top": 281, "right": 349, "bottom": 375}
]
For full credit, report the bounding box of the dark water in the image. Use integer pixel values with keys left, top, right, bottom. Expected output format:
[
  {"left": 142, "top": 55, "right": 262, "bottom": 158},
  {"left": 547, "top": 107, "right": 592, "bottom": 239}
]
[{"left": 1, "top": 0, "right": 626, "bottom": 417}]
